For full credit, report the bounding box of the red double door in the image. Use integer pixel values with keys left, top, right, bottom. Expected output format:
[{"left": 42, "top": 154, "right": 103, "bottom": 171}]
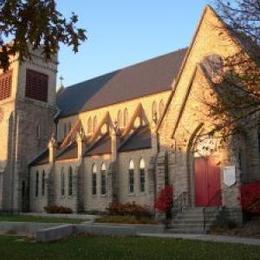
[{"left": 194, "top": 156, "right": 222, "bottom": 207}]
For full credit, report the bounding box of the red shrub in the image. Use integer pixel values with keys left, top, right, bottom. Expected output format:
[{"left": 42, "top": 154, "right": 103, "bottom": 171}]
[
  {"left": 240, "top": 182, "right": 260, "bottom": 215},
  {"left": 154, "top": 185, "right": 174, "bottom": 213}
]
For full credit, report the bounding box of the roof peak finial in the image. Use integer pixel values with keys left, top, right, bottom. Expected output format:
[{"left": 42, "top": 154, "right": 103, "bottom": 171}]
[{"left": 59, "top": 75, "right": 64, "bottom": 88}]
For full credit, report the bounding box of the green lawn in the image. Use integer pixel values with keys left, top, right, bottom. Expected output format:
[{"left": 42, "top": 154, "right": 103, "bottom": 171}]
[
  {"left": 0, "top": 235, "right": 259, "bottom": 260},
  {"left": 0, "top": 214, "right": 85, "bottom": 224}
]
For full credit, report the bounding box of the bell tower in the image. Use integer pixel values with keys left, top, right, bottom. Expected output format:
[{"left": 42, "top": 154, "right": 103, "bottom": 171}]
[{"left": 0, "top": 48, "right": 58, "bottom": 212}]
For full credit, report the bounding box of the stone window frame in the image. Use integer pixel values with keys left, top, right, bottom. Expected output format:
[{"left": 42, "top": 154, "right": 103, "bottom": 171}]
[
  {"left": 100, "top": 163, "right": 107, "bottom": 195},
  {"left": 61, "top": 167, "right": 65, "bottom": 196},
  {"left": 41, "top": 170, "right": 45, "bottom": 196},
  {"left": 152, "top": 101, "right": 157, "bottom": 122},
  {"left": 139, "top": 158, "right": 146, "bottom": 193},
  {"left": 117, "top": 110, "right": 123, "bottom": 128},
  {"left": 68, "top": 166, "right": 73, "bottom": 196},
  {"left": 128, "top": 160, "right": 135, "bottom": 194},
  {"left": 88, "top": 117, "right": 92, "bottom": 134},
  {"left": 36, "top": 124, "right": 41, "bottom": 139},
  {"left": 35, "top": 171, "right": 39, "bottom": 197},
  {"left": 93, "top": 116, "right": 97, "bottom": 132},
  {"left": 159, "top": 99, "right": 164, "bottom": 119},
  {"left": 92, "top": 164, "right": 97, "bottom": 195}
]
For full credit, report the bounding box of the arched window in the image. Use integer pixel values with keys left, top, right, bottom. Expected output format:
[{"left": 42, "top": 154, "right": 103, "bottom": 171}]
[
  {"left": 124, "top": 108, "right": 128, "bottom": 127},
  {"left": 129, "top": 160, "right": 135, "bottom": 193},
  {"left": 152, "top": 101, "right": 157, "bottom": 121},
  {"left": 61, "top": 168, "right": 65, "bottom": 196},
  {"left": 159, "top": 99, "right": 164, "bottom": 118},
  {"left": 88, "top": 117, "right": 92, "bottom": 134},
  {"left": 35, "top": 171, "right": 39, "bottom": 197},
  {"left": 68, "top": 166, "right": 73, "bottom": 196},
  {"left": 93, "top": 116, "right": 97, "bottom": 132},
  {"left": 92, "top": 164, "right": 97, "bottom": 195},
  {"left": 139, "top": 159, "right": 145, "bottom": 192},
  {"left": 101, "top": 163, "right": 106, "bottom": 195},
  {"left": 117, "top": 110, "right": 122, "bottom": 128},
  {"left": 42, "top": 170, "right": 45, "bottom": 196}
]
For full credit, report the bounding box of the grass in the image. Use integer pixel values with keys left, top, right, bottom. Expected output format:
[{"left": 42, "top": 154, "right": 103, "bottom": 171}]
[
  {"left": 0, "top": 235, "right": 259, "bottom": 260},
  {"left": 0, "top": 214, "right": 85, "bottom": 224},
  {"left": 95, "top": 215, "right": 158, "bottom": 224}
]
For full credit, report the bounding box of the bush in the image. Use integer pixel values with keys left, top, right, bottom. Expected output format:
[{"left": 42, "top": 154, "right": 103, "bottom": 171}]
[
  {"left": 154, "top": 185, "right": 173, "bottom": 215},
  {"left": 106, "top": 202, "right": 152, "bottom": 218},
  {"left": 44, "top": 205, "right": 73, "bottom": 214},
  {"left": 240, "top": 182, "right": 260, "bottom": 215}
]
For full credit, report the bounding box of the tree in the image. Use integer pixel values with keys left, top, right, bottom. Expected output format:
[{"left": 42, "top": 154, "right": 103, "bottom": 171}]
[
  {"left": 0, "top": 0, "right": 87, "bottom": 71},
  {"left": 215, "top": 0, "right": 260, "bottom": 44},
  {"left": 200, "top": 0, "right": 260, "bottom": 138}
]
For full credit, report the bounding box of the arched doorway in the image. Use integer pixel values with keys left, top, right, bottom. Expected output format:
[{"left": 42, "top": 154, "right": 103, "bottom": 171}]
[{"left": 193, "top": 136, "right": 222, "bottom": 207}]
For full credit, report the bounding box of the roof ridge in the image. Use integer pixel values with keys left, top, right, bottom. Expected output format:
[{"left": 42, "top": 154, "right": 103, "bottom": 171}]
[
  {"left": 57, "top": 47, "right": 188, "bottom": 118},
  {"left": 63, "top": 47, "right": 188, "bottom": 90}
]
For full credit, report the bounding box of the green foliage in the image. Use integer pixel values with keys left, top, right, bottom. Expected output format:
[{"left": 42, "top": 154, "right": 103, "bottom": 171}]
[{"left": 0, "top": 0, "right": 87, "bottom": 70}]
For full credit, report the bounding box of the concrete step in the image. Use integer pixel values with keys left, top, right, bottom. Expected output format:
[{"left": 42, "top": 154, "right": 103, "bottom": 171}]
[
  {"left": 170, "top": 207, "right": 220, "bottom": 234},
  {"left": 174, "top": 216, "right": 217, "bottom": 222}
]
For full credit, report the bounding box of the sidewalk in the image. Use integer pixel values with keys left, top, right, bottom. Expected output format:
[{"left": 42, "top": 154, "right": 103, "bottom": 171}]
[
  {"left": 138, "top": 232, "right": 260, "bottom": 246},
  {"left": 2, "top": 216, "right": 260, "bottom": 245}
]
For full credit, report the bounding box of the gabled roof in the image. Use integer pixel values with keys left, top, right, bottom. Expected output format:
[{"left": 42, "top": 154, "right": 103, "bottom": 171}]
[
  {"left": 85, "top": 134, "right": 111, "bottom": 156},
  {"left": 57, "top": 48, "right": 187, "bottom": 118},
  {"left": 56, "top": 142, "right": 78, "bottom": 161},
  {"left": 119, "top": 126, "right": 151, "bottom": 152},
  {"left": 30, "top": 149, "right": 49, "bottom": 166},
  {"left": 30, "top": 127, "right": 153, "bottom": 166},
  {"left": 157, "top": 5, "right": 259, "bottom": 132}
]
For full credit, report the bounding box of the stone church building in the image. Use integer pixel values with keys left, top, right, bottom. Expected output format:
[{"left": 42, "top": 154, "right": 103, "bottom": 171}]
[{"left": 0, "top": 6, "right": 259, "bottom": 224}]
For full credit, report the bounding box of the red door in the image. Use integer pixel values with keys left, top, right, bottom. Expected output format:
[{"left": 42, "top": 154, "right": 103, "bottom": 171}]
[{"left": 194, "top": 157, "right": 221, "bottom": 207}]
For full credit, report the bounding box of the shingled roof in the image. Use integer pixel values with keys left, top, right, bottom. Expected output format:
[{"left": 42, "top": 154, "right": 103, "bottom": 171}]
[
  {"left": 57, "top": 48, "right": 187, "bottom": 118},
  {"left": 85, "top": 134, "right": 111, "bottom": 156},
  {"left": 30, "top": 149, "right": 49, "bottom": 166},
  {"left": 119, "top": 126, "right": 151, "bottom": 152},
  {"left": 56, "top": 142, "right": 78, "bottom": 161}
]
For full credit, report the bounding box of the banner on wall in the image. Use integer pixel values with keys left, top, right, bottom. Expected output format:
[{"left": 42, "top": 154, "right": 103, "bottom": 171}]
[{"left": 223, "top": 165, "right": 236, "bottom": 187}]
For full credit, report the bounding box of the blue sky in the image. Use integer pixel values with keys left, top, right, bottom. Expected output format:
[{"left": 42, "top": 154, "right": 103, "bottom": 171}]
[{"left": 57, "top": 0, "right": 212, "bottom": 87}]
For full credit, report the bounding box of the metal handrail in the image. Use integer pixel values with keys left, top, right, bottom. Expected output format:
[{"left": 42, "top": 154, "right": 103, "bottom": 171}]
[
  {"left": 172, "top": 191, "right": 189, "bottom": 217},
  {"left": 203, "top": 189, "right": 222, "bottom": 231}
]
